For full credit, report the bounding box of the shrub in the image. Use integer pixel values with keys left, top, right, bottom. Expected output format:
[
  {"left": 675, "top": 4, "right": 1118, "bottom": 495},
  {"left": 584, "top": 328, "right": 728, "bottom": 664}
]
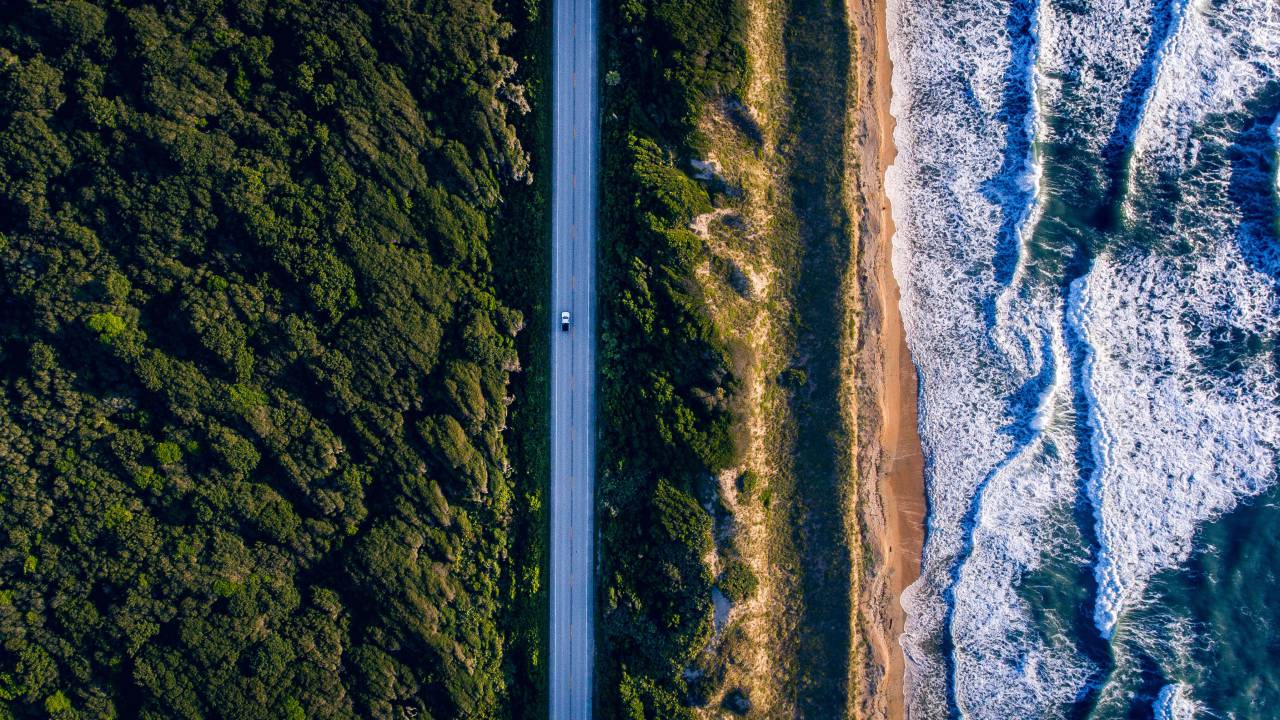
[
  {"left": 599, "top": 0, "right": 748, "bottom": 709},
  {"left": 718, "top": 559, "right": 757, "bottom": 604},
  {"left": 780, "top": 366, "right": 808, "bottom": 388},
  {"left": 736, "top": 470, "right": 759, "bottom": 502},
  {"left": 721, "top": 687, "right": 751, "bottom": 715}
]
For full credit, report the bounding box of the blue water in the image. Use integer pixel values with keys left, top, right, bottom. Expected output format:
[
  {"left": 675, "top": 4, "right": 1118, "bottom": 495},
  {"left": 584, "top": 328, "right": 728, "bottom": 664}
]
[{"left": 885, "top": 0, "right": 1280, "bottom": 717}]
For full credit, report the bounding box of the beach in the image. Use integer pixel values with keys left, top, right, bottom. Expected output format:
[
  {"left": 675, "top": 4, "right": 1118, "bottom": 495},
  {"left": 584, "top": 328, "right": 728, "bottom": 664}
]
[{"left": 852, "top": 0, "right": 925, "bottom": 715}]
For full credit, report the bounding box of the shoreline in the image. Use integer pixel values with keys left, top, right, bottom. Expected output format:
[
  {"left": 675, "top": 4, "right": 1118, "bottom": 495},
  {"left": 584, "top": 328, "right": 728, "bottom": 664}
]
[{"left": 853, "top": 0, "right": 926, "bottom": 715}]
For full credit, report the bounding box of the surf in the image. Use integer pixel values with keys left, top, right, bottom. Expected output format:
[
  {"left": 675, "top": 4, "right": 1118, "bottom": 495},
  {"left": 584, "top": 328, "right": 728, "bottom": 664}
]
[{"left": 888, "top": 0, "right": 1280, "bottom": 715}]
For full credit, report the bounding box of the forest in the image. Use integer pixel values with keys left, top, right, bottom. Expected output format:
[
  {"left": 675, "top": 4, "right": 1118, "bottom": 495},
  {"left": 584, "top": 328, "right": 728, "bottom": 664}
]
[
  {"left": 0, "top": 0, "right": 547, "bottom": 718},
  {"left": 597, "top": 0, "right": 747, "bottom": 716}
]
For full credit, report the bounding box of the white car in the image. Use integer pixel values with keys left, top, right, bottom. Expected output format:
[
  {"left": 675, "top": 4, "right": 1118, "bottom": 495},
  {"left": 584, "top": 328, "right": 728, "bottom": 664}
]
[{"left": 561, "top": 311, "right": 571, "bottom": 332}]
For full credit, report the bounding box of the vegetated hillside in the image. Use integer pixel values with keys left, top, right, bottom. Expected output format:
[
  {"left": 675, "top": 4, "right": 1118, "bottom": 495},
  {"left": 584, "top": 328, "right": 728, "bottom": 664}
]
[
  {"left": 0, "top": 1, "right": 546, "bottom": 718},
  {"left": 598, "top": 0, "right": 746, "bottom": 716}
]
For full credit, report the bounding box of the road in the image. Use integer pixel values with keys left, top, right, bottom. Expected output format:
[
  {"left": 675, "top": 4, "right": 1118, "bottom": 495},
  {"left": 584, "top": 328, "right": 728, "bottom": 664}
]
[{"left": 548, "top": 0, "right": 597, "bottom": 714}]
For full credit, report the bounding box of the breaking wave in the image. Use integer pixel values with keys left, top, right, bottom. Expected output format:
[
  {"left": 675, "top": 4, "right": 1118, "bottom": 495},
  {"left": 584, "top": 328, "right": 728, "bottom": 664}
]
[{"left": 1153, "top": 683, "right": 1199, "bottom": 720}]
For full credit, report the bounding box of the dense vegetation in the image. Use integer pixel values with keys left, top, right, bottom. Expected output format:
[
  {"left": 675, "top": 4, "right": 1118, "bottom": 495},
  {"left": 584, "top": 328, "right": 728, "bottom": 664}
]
[
  {"left": 0, "top": 1, "right": 547, "bottom": 718},
  {"left": 598, "top": 0, "right": 746, "bottom": 715}
]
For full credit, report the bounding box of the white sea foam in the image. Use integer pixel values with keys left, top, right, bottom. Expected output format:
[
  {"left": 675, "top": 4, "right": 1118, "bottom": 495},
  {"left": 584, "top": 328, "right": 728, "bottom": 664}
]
[
  {"left": 1272, "top": 114, "right": 1280, "bottom": 236},
  {"left": 1074, "top": 0, "right": 1280, "bottom": 643},
  {"left": 886, "top": 0, "right": 1101, "bottom": 713},
  {"left": 888, "top": 0, "right": 1280, "bottom": 715},
  {"left": 1128, "top": 0, "right": 1280, "bottom": 167},
  {"left": 1070, "top": 245, "right": 1280, "bottom": 639},
  {"left": 946, "top": 301, "right": 1100, "bottom": 716},
  {"left": 1153, "top": 683, "right": 1199, "bottom": 720},
  {"left": 1094, "top": 612, "right": 1208, "bottom": 714},
  {"left": 1035, "top": 0, "right": 1163, "bottom": 156}
]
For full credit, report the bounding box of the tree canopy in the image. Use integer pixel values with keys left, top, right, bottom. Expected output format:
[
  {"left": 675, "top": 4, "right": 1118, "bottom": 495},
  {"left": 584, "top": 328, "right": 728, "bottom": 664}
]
[{"left": 0, "top": 0, "right": 544, "bottom": 717}]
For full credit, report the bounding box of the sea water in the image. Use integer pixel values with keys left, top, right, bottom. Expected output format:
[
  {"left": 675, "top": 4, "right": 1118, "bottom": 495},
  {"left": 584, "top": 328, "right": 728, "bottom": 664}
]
[{"left": 884, "top": 0, "right": 1280, "bottom": 716}]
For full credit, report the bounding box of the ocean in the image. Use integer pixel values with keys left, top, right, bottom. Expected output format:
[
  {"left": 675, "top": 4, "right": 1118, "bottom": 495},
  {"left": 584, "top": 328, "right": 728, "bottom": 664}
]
[{"left": 884, "top": 0, "right": 1280, "bottom": 717}]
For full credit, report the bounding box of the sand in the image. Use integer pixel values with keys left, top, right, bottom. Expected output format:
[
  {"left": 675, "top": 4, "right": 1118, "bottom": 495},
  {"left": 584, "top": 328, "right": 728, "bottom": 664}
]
[{"left": 852, "top": 0, "right": 927, "bottom": 716}]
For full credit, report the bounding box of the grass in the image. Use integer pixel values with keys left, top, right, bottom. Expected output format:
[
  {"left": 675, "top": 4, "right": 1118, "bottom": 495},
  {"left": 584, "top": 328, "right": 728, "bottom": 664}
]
[
  {"left": 685, "top": 0, "right": 870, "bottom": 715},
  {"left": 778, "top": 0, "right": 859, "bottom": 713}
]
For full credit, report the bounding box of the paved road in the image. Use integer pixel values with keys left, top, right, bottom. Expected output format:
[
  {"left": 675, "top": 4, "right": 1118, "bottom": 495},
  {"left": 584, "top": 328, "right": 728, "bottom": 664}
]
[{"left": 548, "top": 0, "right": 597, "bottom": 714}]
